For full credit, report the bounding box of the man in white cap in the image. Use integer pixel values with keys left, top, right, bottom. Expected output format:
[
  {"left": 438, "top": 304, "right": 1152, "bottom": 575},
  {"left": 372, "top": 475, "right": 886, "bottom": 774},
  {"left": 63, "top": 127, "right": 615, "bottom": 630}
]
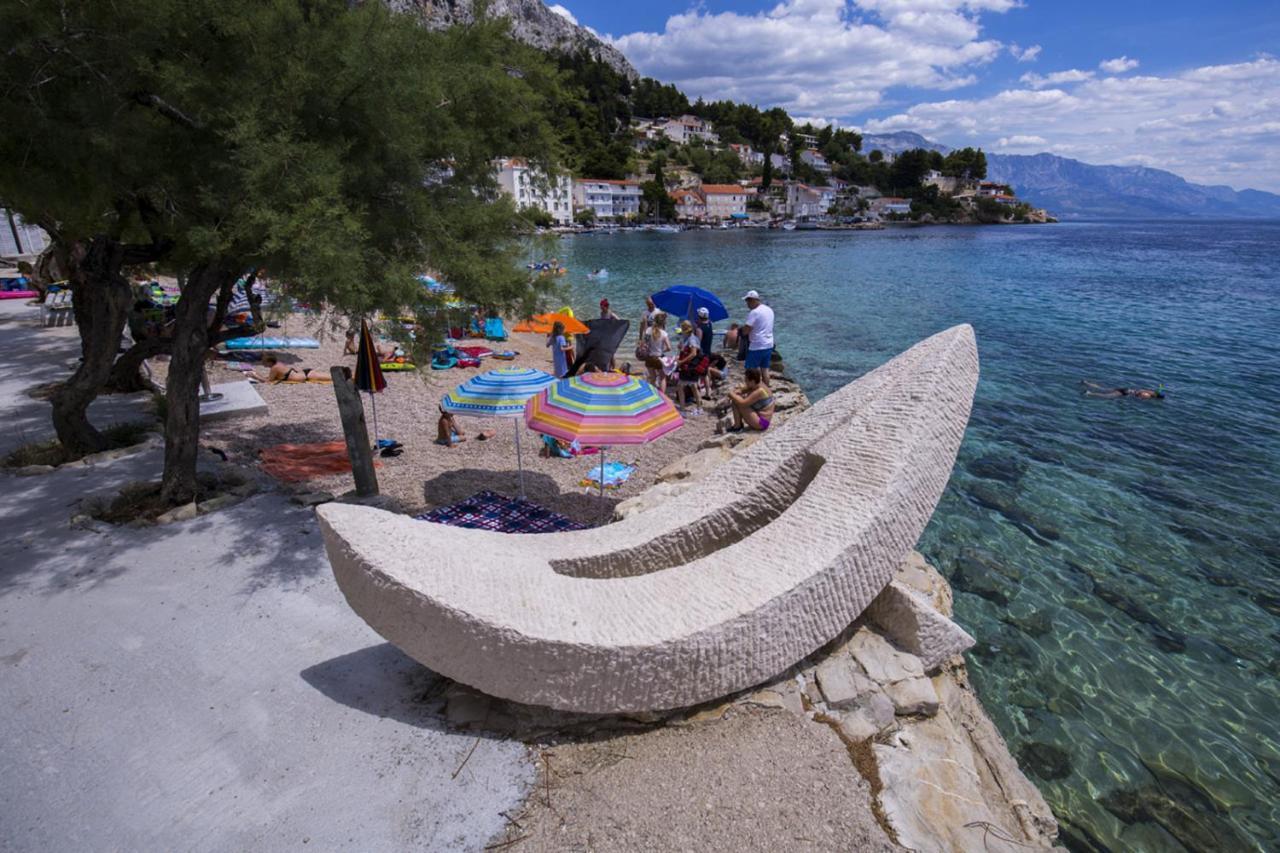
[
  {"left": 695, "top": 306, "right": 715, "bottom": 356},
  {"left": 741, "top": 289, "right": 774, "bottom": 383}
]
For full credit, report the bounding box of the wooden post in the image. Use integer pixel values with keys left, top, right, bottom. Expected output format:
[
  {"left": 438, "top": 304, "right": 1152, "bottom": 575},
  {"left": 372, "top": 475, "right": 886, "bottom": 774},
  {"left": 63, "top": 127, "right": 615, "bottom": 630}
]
[{"left": 331, "top": 366, "right": 379, "bottom": 496}]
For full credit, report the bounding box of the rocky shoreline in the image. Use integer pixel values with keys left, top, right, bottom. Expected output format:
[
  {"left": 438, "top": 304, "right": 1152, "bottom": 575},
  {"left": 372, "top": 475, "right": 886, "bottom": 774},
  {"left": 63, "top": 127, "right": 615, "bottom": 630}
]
[{"left": 429, "top": 371, "right": 1062, "bottom": 850}]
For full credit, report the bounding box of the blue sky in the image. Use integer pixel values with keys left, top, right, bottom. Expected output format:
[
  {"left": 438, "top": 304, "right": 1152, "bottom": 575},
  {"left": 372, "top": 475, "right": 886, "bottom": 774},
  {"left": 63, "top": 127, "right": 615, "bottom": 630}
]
[{"left": 547, "top": 1, "right": 1280, "bottom": 191}]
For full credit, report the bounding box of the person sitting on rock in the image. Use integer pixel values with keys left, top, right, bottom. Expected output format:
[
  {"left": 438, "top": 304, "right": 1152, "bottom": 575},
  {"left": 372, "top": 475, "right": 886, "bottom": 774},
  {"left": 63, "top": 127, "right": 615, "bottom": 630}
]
[{"left": 728, "top": 368, "right": 775, "bottom": 432}]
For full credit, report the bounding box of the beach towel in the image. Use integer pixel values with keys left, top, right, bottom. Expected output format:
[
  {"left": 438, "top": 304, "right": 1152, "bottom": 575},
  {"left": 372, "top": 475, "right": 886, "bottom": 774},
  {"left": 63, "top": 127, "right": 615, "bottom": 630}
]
[
  {"left": 414, "top": 490, "right": 586, "bottom": 534},
  {"left": 580, "top": 460, "right": 636, "bottom": 490},
  {"left": 490, "top": 350, "right": 518, "bottom": 360},
  {"left": 225, "top": 337, "right": 320, "bottom": 350},
  {"left": 455, "top": 346, "right": 493, "bottom": 359},
  {"left": 457, "top": 358, "right": 481, "bottom": 368},
  {"left": 380, "top": 361, "right": 417, "bottom": 371},
  {"left": 484, "top": 317, "right": 507, "bottom": 341},
  {"left": 259, "top": 440, "right": 378, "bottom": 483},
  {"left": 0, "top": 290, "right": 38, "bottom": 300}
]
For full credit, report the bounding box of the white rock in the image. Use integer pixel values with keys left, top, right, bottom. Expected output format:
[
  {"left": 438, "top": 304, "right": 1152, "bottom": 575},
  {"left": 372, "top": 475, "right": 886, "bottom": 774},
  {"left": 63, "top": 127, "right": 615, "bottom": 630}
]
[
  {"left": 848, "top": 628, "right": 925, "bottom": 686},
  {"left": 885, "top": 676, "right": 940, "bottom": 717},
  {"left": 866, "top": 580, "right": 975, "bottom": 671},
  {"left": 155, "top": 502, "right": 198, "bottom": 525}
]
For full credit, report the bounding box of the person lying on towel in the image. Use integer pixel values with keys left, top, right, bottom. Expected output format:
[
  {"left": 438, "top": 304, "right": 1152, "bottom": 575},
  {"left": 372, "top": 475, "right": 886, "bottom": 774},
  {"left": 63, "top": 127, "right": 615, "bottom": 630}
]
[{"left": 250, "top": 355, "right": 332, "bottom": 383}]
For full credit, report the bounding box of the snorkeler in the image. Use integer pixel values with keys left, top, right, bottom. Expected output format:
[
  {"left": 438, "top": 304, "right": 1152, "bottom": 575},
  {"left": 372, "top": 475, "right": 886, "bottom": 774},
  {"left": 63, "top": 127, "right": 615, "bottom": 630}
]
[{"left": 1081, "top": 380, "right": 1165, "bottom": 400}]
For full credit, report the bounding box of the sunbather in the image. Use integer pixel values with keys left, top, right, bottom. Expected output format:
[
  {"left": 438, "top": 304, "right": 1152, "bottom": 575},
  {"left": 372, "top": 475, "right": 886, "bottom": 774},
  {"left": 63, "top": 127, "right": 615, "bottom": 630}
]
[{"left": 252, "top": 355, "right": 331, "bottom": 383}]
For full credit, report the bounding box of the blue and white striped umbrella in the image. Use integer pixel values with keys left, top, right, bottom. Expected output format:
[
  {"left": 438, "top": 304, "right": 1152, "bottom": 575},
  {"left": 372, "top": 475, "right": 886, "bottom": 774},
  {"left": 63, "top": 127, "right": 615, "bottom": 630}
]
[
  {"left": 440, "top": 367, "right": 556, "bottom": 497},
  {"left": 441, "top": 367, "right": 556, "bottom": 418}
]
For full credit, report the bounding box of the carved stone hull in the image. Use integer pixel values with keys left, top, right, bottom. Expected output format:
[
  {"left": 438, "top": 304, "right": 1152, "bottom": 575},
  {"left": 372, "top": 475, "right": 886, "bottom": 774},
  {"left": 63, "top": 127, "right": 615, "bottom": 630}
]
[{"left": 317, "top": 325, "right": 979, "bottom": 713}]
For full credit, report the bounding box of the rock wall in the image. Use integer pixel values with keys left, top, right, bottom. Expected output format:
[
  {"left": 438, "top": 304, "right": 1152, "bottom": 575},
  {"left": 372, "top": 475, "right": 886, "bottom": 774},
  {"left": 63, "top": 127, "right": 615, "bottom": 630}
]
[{"left": 394, "top": 0, "right": 638, "bottom": 79}]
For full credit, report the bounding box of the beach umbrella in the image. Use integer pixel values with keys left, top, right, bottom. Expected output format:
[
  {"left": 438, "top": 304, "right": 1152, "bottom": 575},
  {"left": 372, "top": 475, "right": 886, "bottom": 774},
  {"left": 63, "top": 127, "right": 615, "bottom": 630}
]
[
  {"left": 524, "top": 372, "right": 683, "bottom": 500},
  {"left": 441, "top": 367, "right": 556, "bottom": 497},
  {"left": 512, "top": 312, "right": 590, "bottom": 335},
  {"left": 651, "top": 285, "right": 728, "bottom": 323},
  {"left": 354, "top": 319, "right": 387, "bottom": 448}
]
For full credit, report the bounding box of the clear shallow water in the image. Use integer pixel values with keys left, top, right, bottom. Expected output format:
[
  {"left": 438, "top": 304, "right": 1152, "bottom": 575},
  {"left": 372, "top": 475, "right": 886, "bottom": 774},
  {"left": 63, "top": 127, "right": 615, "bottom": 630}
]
[{"left": 556, "top": 223, "right": 1280, "bottom": 852}]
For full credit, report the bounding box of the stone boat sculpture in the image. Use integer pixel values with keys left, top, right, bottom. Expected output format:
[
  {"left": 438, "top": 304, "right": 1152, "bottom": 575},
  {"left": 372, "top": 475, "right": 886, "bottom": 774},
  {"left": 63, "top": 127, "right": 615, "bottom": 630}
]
[{"left": 317, "top": 325, "right": 978, "bottom": 713}]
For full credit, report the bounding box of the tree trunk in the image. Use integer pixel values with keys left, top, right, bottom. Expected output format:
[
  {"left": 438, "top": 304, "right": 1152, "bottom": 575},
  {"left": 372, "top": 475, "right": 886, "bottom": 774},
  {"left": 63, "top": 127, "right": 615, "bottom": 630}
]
[
  {"left": 158, "top": 264, "right": 235, "bottom": 506},
  {"left": 49, "top": 238, "right": 133, "bottom": 455},
  {"left": 105, "top": 337, "right": 166, "bottom": 394}
]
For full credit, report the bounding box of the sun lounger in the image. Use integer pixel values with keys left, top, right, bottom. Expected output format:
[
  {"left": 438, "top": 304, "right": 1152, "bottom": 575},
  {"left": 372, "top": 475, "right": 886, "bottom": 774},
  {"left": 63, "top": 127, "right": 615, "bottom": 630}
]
[{"left": 40, "top": 289, "right": 74, "bottom": 327}]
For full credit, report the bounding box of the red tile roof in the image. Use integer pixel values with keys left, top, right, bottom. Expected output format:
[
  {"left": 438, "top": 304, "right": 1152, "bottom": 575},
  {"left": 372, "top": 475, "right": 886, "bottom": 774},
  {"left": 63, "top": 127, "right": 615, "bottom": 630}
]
[{"left": 701, "top": 184, "right": 746, "bottom": 194}]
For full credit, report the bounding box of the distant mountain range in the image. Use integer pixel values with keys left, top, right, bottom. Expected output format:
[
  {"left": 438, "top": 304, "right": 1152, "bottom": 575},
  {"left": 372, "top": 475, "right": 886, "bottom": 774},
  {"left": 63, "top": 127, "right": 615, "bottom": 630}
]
[{"left": 861, "top": 131, "right": 1280, "bottom": 219}]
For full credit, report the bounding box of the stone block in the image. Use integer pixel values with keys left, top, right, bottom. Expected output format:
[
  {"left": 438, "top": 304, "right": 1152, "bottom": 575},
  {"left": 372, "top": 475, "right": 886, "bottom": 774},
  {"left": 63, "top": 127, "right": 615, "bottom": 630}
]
[
  {"left": 198, "top": 381, "right": 268, "bottom": 422},
  {"left": 316, "top": 325, "right": 980, "bottom": 713},
  {"left": 885, "top": 676, "right": 940, "bottom": 717},
  {"left": 848, "top": 628, "right": 925, "bottom": 686},
  {"left": 155, "top": 502, "right": 198, "bottom": 525},
  {"left": 866, "top": 579, "right": 976, "bottom": 671}
]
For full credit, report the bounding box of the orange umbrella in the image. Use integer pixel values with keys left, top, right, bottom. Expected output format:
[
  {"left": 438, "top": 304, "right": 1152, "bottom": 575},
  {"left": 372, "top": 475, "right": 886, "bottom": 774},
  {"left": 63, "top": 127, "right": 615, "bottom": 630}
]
[{"left": 513, "top": 312, "right": 588, "bottom": 335}]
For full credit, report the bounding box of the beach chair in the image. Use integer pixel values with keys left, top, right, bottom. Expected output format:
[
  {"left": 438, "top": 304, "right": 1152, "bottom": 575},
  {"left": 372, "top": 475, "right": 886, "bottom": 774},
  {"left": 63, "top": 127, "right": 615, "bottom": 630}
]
[
  {"left": 40, "top": 288, "right": 74, "bottom": 327},
  {"left": 484, "top": 317, "right": 507, "bottom": 341}
]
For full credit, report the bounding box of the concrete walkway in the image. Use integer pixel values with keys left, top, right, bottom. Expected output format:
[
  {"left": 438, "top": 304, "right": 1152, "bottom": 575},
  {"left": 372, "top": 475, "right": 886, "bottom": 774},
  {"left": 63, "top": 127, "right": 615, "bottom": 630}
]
[{"left": 0, "top": 301, "right": 532, "bottom": 850}]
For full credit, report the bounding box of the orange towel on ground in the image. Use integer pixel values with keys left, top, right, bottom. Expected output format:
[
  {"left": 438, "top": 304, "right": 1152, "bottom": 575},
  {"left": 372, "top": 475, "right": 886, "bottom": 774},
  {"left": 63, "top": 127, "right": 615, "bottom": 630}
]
[{"left": 258, "top": 440, "right": 379, "bottom": 483}]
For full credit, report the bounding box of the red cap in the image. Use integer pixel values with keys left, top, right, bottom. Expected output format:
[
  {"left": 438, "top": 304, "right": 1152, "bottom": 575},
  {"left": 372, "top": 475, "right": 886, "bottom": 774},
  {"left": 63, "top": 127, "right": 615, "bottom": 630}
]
[{"left": 599, "top": 298, "right": 609, "bottom": 308}]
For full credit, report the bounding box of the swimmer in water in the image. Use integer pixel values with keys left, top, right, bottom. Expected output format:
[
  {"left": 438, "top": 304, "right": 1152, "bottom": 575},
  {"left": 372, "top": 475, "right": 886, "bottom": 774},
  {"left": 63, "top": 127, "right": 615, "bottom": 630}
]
[{"left": 1081, "top": 380, "right": 1165, "bottom": 400}]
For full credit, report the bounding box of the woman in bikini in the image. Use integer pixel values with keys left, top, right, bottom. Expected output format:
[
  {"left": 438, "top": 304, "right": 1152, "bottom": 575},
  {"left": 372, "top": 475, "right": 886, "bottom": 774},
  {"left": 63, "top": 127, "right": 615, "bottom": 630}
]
[
  {"left": 728, "top": 367, "right": 775, "bottom": 432},
  {"left": 253, "top": 355, "right": 330, "bottom": 383}
]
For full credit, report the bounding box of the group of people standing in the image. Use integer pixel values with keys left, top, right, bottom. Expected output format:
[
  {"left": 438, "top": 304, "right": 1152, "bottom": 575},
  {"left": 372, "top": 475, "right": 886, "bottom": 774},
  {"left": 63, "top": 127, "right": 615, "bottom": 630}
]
[{"left": 540, "top": 287, "right": 779, "bottom": 432}]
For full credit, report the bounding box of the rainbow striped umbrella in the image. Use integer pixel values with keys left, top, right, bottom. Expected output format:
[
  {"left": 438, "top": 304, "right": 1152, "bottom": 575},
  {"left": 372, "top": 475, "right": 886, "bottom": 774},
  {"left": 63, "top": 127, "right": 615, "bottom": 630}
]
[
  {"left": 442, "top": 367, "right": 556, "bottom": 497},
  {"left": 525, "top": 372, "right": 682, "bottom": 499}
]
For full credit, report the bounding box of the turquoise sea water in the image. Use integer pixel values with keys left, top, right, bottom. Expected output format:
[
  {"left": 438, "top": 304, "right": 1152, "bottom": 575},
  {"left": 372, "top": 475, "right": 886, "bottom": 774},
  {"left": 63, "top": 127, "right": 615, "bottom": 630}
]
[{"left": 555, "top": 223, "right": 1280, "bottom": 852}]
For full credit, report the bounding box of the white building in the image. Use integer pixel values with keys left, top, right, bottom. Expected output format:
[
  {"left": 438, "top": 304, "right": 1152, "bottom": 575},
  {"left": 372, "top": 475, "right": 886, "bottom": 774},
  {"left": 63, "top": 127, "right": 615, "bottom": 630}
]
[
  {"left": 701, "top": 184, "right": 748, "bottom": 220},
  {"left": 784, "top": 183, "right": 836, "bottom": 219},
  {"left": 728, "top": 143, "right": 764, "bottom": 167},
  {"left": 800, "top": 149, "right": 831, "bottom": 174},
  {"left": 769, "top": 153, "right": 792, "bottom": 175},
  {"left": 659, "top": 115, "right": 719, "bottom": 145},
  {"left": 573, "top": 178, "right": 643, "bottom": 221},
  {"left": 923, "top": 170, "right": 960, "bottom": 195},
  {"left": 871, "top": 197, "right": 913, "bottom": 217},
  {"left": 494, "top": 159, "right": 573, "bottom": 226},
  {"left": 670, "top": 188, "right": 706, "bottom": 222}
]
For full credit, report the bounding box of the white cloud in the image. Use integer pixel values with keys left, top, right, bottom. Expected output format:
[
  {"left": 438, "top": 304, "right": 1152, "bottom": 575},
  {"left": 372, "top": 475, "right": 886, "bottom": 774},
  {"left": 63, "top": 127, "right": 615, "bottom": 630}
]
[
  {"left": 1099, "top": 56, "right": 1139, "bottom": 73},
  {"left": 862, "top": 57, "right": 1280, "bottom": 191},
  {"left": 995, "top": 134, "right": 1048, "bottom": 147},
  {"left": 610, "top": 0, "right": 1014, "bottom": 116},
  {"left": 1019, "top": 68, "right": 1094, "bottom": 88},
  {"left": 547, "top": 4, "right": 578, "bottom": 27},
  {"left": 1010, "top": 43, "right": 1042, "bottom": 63}
]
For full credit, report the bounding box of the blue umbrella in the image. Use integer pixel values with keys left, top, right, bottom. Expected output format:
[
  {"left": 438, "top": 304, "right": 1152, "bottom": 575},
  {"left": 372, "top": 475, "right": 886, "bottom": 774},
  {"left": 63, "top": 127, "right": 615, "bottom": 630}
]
[{"left": 651, "top": 285, "right": 729, "bottom": 323}]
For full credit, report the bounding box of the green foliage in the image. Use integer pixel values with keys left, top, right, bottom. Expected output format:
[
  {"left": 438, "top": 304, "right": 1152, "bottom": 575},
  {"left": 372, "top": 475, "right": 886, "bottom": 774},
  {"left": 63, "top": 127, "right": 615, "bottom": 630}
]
[
  {"left": 0, "top": 0, "right": 563, "bottom": 318},
  {"left": 691, "top": 101, "right": 791, "bottom": 152},
  {"left": 942, "top": 147, "right": 988, "bottom": 180},
  {"left": 520, "top": 206, "right": 554, "bottom": 228},
  {"left": 907, "top": 185, "right": 963, "bottom": 221},
  {"left": 574, "top": 207, "right": 596, "bottom": 225},
  {"left": 640, "top": 160, "right": 675, "bottom": 221},
  {"left": 974, "top": 197, "right": 1009, "bottom": 223},
  {"left": 631, "top": 78, "right": 689, "bottom": 117},
  {"left": 551, "top": 50, "right": 633, "bottom": 179},
  {"left": 869, "top": 149, "right": 885, "bottom": 163},
  {"left": 686, "top": 146, "right": 743, "bottom": 184}
]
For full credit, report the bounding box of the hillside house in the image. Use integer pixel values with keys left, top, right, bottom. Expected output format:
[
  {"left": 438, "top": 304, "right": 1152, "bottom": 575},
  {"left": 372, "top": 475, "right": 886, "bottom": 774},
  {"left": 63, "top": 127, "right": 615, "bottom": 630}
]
[
  {"left": 670, "top": 188, "right": 707, "bottom": 222},
  {"left": 800, "top": 149, "right": 831, "bottom": 174},
  {"left": 702, "top": 184, "right": 748, "bottom": 220},
  {"left": 660, "top": 115, "right": 719, "bottom": 145}
]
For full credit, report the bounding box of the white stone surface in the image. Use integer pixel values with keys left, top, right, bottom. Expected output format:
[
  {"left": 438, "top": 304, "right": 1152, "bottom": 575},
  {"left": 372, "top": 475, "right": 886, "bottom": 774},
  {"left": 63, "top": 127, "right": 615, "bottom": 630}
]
[
  {"left": 848, "top": 627, "right": 926, "bottom": 686},
  {"left": 317, "top": 325, "right": 979, "bottom": 713},
  {"left": 866, "top": 580, "right": 976, "bottom": 671},
  {"left": 198, "top": 380, "right": 268, "bottom": 421}
]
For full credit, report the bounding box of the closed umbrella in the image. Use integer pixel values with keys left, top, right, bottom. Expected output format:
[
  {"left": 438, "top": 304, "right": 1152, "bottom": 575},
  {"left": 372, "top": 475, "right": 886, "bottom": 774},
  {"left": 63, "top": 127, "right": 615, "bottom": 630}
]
[
  {"left": 524, "top": 372, "right": 683, "bottom": 500},
  {"left": 651, "top": 285, "right": 728, "bottom": 323},
  {"left": 441, "top": 367, "right": 556, "bottom": 497},
  {"left": 353, "top": 319, "right": 387, "bottom": 449}
]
